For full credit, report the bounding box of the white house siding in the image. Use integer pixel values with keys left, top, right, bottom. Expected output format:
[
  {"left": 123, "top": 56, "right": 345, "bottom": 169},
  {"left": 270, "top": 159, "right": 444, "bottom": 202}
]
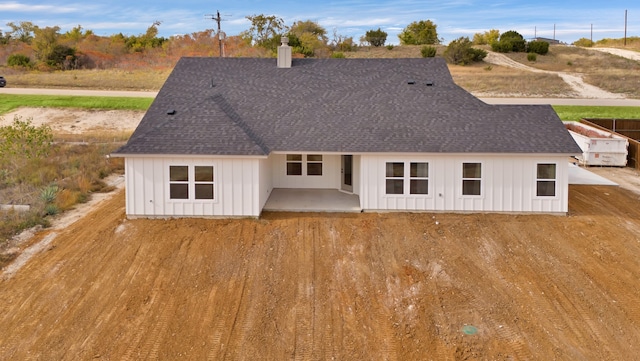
[
  {"left": 360, "top": 154, "right": 570, "bottom": 214},
  {"left": 124, "top": 156, "right": 263, "bottom": 217},
  {"left": 258, "top": 157, "right": 273, "bottom": 212},
  {"left": 270, "top": 154, "right": 341, "bottom": 189}
]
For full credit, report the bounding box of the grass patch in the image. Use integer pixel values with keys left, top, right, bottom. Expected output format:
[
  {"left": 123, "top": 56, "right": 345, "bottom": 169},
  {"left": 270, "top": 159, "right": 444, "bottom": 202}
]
[
  {"left": 2, "top": 68, "right": 171, "bottom": 91},
  {"left": 553, "top": 105, "right": 640, "bottom": 121},
  {"left": 0, "top": 95, "right": 152, "bottom": 114}
]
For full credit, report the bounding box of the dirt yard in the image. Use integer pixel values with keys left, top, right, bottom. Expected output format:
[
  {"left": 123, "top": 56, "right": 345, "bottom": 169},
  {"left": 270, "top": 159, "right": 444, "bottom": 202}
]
[
  {"left": 2, "top": 108, "right": 640, "bottom": 360},
  {"left": 1, "top": 183, "right": 640, "bottom": 360}
]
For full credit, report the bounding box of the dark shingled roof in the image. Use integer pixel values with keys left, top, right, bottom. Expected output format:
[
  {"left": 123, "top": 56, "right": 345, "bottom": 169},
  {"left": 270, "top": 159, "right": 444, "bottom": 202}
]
[{"left": 114, "top": 57, "right": 581, "bottom": 156}]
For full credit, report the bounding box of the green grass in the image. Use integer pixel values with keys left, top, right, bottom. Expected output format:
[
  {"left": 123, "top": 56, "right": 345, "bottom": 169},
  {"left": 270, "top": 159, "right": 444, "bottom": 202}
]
[
  {"left": 553, "top": 105, "right": 640, "bottom": 121},
  {"left": 0, "top": 95, "right": 153, "bottom": 114}
]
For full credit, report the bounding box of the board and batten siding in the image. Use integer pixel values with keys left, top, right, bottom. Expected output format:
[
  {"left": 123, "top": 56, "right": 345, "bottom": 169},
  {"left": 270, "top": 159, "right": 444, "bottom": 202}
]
[
  {"left": 124, "top": 157, "right": 263, "bottom": 217},
  {"left": 360, "top": 154, "right": 570, "bottom": 214}
]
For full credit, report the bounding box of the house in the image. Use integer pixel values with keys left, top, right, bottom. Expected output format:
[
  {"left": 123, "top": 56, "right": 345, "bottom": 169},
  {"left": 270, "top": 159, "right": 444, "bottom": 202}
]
[{"left": 113, "top": 39, "right": 581, "bottom": 217}]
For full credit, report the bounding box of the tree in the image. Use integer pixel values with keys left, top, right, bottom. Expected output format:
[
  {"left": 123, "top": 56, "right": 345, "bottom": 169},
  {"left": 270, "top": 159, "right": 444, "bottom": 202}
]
[
  {"left": 444, "top": 37, "right": 487, "bottom": 65},
  {"left": 364, "top": 28, "right": 387, "bottom": 47},
  {"left": 5, "top": 21, "right": 37, "bottom": 43},
  {"left": 398, "top": 20, "right": 440, "bottom": 45},
  {"left": 288, "top": 20, "right": 329, "bottom": 57},
  {"left": 125, "top": 21, "right": 167, "bottom": 52},
  {"left": 472, "top": 29, "right": 500, "bottom": 45},
  {"left": 244, "top": 14, "right": 286, "bottom": 51},
  {"left": 491, "top": 30, "right": 526, "bottom": 53}
]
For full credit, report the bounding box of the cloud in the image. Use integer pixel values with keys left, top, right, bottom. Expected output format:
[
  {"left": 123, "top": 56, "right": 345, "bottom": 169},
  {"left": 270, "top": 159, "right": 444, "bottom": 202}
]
[{"left": 0, "top": 1, "right": 77, "bottom": 13}]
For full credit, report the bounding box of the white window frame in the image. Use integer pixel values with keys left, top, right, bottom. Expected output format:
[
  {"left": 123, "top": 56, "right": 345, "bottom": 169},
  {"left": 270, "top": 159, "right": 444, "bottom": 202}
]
[
  {"left": 384, "top": 161, "right": 431, "bottom": 196},
  {"left": 536, "top": 163, "right": 557, "bottom": 197},
  {"left": 168, "top": 164, "right": 216, "bottom": 202},
  {"left": 409, "top": 162, "right": 429, "bottom": 195},
  {"left": 285, "top": 154, "right": 323, "bottom": 176},
  {"left": 461, "top": 162, "right": 482, "bottom": 197}
]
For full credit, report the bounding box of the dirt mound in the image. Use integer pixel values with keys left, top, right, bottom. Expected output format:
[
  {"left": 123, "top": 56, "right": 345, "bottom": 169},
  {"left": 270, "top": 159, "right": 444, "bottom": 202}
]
[{"left": 1, "top": 183, "right": 640, "bottom": 359}]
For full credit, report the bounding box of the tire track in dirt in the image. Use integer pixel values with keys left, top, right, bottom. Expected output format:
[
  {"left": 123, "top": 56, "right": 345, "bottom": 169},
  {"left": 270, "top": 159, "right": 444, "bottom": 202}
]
[
  {"left": 370, "top": 226, "right": 399, "bottom": 361},
  {"left": 293, "top": 219, "right": 315, "bottom": 361}
]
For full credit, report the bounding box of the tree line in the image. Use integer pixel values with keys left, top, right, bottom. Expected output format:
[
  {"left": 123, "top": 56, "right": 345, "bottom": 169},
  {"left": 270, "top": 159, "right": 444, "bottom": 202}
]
[{"left": 0, "top": 17, "right": 559, "bottom": 70}]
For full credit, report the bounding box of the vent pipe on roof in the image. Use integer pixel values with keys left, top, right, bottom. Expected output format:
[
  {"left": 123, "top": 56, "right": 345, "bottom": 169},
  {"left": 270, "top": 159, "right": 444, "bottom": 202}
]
[{"left": 277, "top": 37, "right": 292, "bottom": 69}]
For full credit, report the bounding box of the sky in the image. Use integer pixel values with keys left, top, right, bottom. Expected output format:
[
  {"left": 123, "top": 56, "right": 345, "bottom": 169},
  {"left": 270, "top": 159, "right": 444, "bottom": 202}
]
[{"left": 0, "top": 0, "right": 638, "bottom": 45}]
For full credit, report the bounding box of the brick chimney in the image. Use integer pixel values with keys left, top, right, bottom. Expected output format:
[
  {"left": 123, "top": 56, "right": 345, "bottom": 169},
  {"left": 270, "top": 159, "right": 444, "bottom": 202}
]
[{"left": 277, "top": 37, "right": 292, "bottom": 68}]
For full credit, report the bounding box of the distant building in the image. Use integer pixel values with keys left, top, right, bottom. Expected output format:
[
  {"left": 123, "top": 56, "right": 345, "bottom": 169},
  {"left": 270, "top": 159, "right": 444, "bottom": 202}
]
[{"left": 532, "top": 37, "right": 562, "bottom": 45}]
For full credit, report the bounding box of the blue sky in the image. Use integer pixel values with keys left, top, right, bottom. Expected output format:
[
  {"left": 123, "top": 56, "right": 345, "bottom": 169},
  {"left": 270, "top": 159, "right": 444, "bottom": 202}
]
[{"left": 1, "top": 1, "right": 638, "bottom": 44}]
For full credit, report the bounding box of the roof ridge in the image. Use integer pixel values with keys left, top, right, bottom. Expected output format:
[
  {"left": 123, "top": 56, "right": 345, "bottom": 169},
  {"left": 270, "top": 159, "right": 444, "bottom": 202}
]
[{"left": 210, "top": 94, "right": 270, "bottom": 155}]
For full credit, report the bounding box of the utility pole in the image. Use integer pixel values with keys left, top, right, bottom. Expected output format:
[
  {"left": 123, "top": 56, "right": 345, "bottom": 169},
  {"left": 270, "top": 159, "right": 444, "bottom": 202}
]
[
  {"left": 590, "top": 24, "right": 593, "bottom": 43},
  {"left": 624, "top": 9, "right": 628, "bottom": 46},
  {"left": 205, "top": 10, "right": 225, "bottom": 57}
]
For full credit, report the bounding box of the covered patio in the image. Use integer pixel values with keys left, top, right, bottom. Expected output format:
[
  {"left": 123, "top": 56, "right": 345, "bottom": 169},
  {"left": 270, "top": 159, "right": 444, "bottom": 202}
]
[{"left": 263, "top": 189, "right": 361, "bottom": 213}]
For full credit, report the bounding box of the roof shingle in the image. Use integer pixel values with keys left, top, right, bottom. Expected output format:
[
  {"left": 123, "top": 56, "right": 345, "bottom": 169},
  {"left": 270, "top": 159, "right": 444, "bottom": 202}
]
[{"left": 114, "top": 57, "right": 581, "bottom": 156}]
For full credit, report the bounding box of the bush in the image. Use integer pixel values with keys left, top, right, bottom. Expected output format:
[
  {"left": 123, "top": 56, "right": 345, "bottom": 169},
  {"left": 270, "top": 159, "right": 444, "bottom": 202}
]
[
  {"left": 386, "top": 45, "right": 394, "bottom": 50},
  {"left": 331, "top": 52, "right": 345, "bottom": 58},
  {"left": 527, "top": 52, "right": 537, "bottom": 62},
  {"left": 444, "top": 37, "right": 487, "bottom": 65},
  {"left": 421, "top": 45, "right": 437, "bottom": 58},
  {"left": 491, "top": 40, "right": 513, "bottom": 53},
  {"left": 527, "top": 41, "right": 549, "bottom": 55},
  {"left": 573, "top": 38, "right": 594, "bottom": 47},
  {"left": 492, "top": 30, "right": 526, "bottom": 53},
  {"left": 7, "top": 53, "right": 31, "bottom": 67}
]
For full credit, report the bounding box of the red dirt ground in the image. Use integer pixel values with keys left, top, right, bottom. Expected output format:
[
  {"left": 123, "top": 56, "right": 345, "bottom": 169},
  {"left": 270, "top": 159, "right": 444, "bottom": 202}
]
[{"left": 1, "top": 181, "right": 640, "bottom": 360}]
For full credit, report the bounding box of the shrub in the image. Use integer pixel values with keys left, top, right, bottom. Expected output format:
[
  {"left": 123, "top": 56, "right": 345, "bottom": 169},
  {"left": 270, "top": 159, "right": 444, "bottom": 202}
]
[
  {"left": 491, "top": 40, "right": 512, "bottom": 53},
  {"left": 527, "top": 52, "right": 537, "bottom": 62},
  {"left": 527, "top": 41, "right": 549, "bottom": 55},
  {"left": 40, "top": 185, "right": 59, "bottom": 204},
  {"left": 331, "top": 52, "right": 345, "bottom": 58},
  {"left": 386, "top": 45, "right": 394, "bottom": 50},
  {"left": 492, "top": 30, "right": 526, "bottom": 53},
  {"left": 7, "top": 53, "right": 31, "bottom": 67},
  {"left": 573, "top": 38, "right": 594, "bottom": 47},
  {"left": 421, "top": 45, "right": 437, "bottom": 58},
  {"left": 444, "top": 37, "right": 487, "bottom": 65}
]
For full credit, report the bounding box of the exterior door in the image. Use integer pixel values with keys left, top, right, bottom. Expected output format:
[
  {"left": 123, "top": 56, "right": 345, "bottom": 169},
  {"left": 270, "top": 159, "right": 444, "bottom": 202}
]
[{"left": 341, "top": 155, "right": 353, "bottom": 192}]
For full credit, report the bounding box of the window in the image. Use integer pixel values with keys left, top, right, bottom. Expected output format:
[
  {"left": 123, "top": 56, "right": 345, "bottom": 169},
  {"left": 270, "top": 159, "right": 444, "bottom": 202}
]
[
  {"left": 169, "top": 165, "right": 215, "bottom": 200},
  {"left": 307, "top": 155, "right": 323, "bottom": 176},
  {"left": 410, "top": 162, "right": 429, "bottom": 194},
  {"left": 385, "top": 162, "right": 404, "bottom": 194},
  {"left": 170, "top": 166, "right": 189, "bottom": 199},
  {"left": 286, "top": 154, "right": 302, "bottom": 175},
  {"left": 462, "top": 163, "right": 482, "bottom": 196},
  {"left": 195, "top": 166, "right": 214, "bottom": 199},
  {"left": 537, "top": 163, "right": 556, "bottom": 197},
  {"left": 286, "top": 154, "right": 323, "bottom": 176}
]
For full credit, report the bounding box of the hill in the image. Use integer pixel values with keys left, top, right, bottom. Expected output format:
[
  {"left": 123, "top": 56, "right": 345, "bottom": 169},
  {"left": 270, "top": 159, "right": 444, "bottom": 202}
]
[{"left": 3, "top": 44, "right": 639, "bottom": 99}]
